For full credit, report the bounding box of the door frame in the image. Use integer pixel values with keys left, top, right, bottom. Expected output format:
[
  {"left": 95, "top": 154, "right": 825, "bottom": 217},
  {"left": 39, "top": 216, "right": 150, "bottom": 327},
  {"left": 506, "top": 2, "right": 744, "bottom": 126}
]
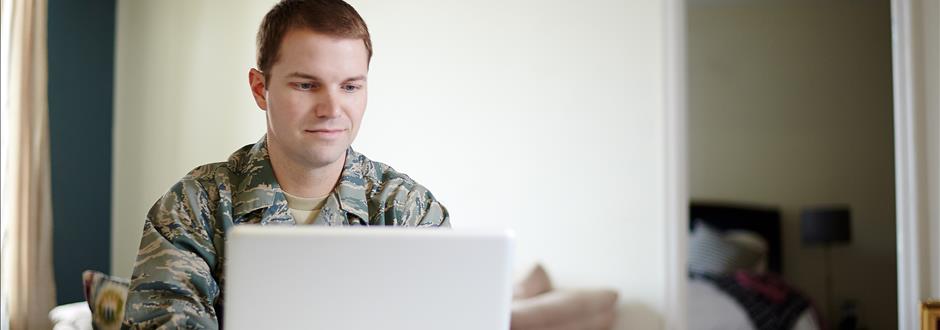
[
  {"left": 891, "top": 0, "right": 933, "bottom": 329},
  {"left": 663, "top": 0, "right": 687, "bottom": 329}
]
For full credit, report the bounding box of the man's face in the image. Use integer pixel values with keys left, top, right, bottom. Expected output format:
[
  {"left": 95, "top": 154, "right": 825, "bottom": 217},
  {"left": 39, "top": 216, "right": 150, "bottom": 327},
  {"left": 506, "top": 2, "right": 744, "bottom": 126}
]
[{"left": 250, "top": 28, "right": 369, "bottom": 169}]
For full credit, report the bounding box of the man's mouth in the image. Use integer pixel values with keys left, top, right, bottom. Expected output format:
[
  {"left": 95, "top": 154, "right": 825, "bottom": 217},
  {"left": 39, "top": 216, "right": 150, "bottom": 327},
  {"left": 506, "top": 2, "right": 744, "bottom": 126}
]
[{"left": 304, "top": 128, "right": 346, "bottom": 138}]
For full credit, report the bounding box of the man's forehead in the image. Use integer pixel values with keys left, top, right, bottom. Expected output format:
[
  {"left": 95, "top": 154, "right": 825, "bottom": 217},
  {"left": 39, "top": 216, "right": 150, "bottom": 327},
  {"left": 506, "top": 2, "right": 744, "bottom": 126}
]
[
  {"left": 278, "top": 29, "right": 368, "bottom": 58},
  {"left": 272, "top": 29, "right": 369, "bottom": 79}
]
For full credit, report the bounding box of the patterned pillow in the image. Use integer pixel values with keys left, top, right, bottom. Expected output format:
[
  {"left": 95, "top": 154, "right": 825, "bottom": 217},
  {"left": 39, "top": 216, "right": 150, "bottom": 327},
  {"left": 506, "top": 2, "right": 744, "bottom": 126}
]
[{"left": 82, "top": 270, "right": 129, "bottom": 330}]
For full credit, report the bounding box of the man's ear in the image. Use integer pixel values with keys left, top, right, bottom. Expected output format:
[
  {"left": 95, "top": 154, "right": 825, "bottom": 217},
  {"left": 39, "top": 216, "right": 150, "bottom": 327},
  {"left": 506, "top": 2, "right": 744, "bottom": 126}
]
[{"left": 249, "top": 68, "right": 268, "bottom": 111}]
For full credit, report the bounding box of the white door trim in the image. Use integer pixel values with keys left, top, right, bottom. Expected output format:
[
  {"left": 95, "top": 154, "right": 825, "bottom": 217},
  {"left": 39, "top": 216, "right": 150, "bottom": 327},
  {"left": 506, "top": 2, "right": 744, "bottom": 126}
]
[
  {"left": 890, "top": 0, "right": 928, "bottom": 329},
  {"left": 663, "top": 0, "right": 688, "bottom": 329}
]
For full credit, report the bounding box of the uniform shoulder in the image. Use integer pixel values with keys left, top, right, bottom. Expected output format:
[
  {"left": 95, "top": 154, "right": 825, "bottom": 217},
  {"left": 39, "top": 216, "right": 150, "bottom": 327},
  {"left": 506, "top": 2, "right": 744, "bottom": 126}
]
[
  {"left": 348, "top": 150, "right": 449, "bottom": 227},
  {"left": 351, "top": 150, "right": 422, "bottom": 190},
  {"left": 157, "top": 143, "right": 255, "bottom": 207},
  {"left": 171, "top": 142, "right": 255, "bottom": 190}
]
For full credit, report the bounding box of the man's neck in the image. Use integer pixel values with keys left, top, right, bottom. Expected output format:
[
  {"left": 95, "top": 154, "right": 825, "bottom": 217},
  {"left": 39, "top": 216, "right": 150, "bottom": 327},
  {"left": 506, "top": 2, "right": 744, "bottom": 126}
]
[{"left": 267, "top": 142, "right": 346, "bottom": 199}]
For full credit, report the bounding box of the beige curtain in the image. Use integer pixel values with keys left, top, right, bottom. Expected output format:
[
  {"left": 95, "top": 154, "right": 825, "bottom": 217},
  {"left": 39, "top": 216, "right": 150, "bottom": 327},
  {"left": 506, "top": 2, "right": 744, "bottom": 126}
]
[{"left": 1, "top": 0, "right": 57, "bottom": 328}]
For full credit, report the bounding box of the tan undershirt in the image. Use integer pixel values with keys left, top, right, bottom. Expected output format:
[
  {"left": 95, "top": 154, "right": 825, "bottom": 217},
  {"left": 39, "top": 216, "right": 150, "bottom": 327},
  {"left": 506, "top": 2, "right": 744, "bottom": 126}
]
[{"left": 283, "top": 191, "right": 330, "bottom": 225}]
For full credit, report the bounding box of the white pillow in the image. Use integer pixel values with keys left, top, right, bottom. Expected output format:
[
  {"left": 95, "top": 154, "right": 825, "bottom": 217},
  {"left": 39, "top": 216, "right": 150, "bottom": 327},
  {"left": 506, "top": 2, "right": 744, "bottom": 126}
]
[
  {"left": 688, "top": 222, "right": 765, "bottom": 275},
  {"left": 724, "top": 230, "right": 769, "bottom": 273}
]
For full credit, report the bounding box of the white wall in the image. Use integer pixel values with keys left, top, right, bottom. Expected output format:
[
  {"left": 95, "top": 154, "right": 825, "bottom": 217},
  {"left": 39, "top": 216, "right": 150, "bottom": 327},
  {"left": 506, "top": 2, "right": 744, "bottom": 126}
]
[
  {"left": 687, "top": 2, "right": 896, "bottom": 329},
  {"left": 112, "top": 1, "right": 674, "bottom": 328},
  {"left": 111, "top": 0, "right": 271, "bottom": 279}
]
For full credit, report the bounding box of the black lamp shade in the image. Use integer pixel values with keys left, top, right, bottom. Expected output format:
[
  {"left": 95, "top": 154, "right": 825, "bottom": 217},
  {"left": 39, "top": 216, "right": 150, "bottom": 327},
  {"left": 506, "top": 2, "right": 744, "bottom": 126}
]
[{"left": 801, "top": 207, "right": 851, "bottom": 245}]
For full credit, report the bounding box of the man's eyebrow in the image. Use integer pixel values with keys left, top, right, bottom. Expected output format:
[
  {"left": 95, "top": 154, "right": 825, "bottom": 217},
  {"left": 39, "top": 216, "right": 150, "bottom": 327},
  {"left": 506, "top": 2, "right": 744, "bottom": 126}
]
[
  {"left": 343, "top": 75, "right": 367, "bottom": 82},
  {"left": 285, "top": 72, "right": 366, "bottom": 83},
  {"left": 286, "top": 72, "right": 321, "bottom": 80}
]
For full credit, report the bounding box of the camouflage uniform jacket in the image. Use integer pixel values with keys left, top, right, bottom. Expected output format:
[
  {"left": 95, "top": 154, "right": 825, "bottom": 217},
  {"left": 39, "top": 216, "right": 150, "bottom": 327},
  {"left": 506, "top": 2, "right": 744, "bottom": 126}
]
[{"left": 122, "top": 136, "right": 450, "bottom": 329}]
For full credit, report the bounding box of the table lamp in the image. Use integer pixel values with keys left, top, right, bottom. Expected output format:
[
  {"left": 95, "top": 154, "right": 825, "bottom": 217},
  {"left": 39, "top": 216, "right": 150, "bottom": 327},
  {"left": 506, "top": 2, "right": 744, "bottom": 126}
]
[{"left": 801, "top": 206, "right": 852, "bottom": 328}]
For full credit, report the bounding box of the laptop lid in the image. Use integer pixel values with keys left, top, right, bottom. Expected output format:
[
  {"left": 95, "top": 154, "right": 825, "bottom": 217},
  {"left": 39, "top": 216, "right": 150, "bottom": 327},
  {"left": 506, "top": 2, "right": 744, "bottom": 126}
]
[{"left": 224, "top": 226, "right": 514, "bottom": 330}]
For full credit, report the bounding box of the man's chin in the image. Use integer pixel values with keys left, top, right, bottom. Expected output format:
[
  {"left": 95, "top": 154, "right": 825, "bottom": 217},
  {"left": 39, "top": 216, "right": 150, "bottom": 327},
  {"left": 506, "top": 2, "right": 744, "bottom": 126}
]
[{"left": 302, "top": 148, "right": 348, "bottom": 168}]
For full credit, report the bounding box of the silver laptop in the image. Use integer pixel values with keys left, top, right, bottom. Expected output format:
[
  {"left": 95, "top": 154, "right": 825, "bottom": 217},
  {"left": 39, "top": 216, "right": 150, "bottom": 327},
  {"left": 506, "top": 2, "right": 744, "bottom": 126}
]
[{"left": 223, "top": 226, "right": 515, "bottom": 330}]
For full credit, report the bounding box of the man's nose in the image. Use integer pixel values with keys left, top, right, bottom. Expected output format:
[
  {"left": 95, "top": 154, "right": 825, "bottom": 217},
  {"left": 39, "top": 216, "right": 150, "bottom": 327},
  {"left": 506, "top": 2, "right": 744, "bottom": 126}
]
[{"left": 315, "top": 91, "right": 342, "bottom": 118}]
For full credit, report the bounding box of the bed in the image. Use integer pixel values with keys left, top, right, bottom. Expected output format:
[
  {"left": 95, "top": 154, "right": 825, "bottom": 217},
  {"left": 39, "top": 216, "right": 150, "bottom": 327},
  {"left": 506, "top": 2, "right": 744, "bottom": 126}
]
[{"left": 688, "top": 201, "right": 821, "bottom": 330}]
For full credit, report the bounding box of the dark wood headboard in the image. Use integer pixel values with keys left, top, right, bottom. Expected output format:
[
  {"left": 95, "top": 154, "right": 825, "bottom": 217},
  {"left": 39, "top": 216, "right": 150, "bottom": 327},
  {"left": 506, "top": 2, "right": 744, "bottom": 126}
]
[{"left": 689, "top": 201, "right": 783, "bottom": 274}]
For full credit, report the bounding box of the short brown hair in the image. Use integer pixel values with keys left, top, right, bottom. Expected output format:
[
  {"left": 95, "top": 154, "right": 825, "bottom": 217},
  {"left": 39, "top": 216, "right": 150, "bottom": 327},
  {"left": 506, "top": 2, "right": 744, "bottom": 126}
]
[{"left": 256, "top": 0, "right": 372, "bottom": 80}]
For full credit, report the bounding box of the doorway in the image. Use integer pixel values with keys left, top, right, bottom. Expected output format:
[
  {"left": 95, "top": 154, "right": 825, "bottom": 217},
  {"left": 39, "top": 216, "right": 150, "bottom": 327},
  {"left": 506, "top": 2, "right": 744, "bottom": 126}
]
[{"left": 682, "top": 1, "right": 897, "bottom": 329}]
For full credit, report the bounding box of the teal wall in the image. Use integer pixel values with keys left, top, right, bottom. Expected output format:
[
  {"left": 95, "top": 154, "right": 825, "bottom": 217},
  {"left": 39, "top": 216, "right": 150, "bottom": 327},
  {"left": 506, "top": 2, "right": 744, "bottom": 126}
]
[{"left": 47, "top": 0, "right": 116, "bottom": 305}]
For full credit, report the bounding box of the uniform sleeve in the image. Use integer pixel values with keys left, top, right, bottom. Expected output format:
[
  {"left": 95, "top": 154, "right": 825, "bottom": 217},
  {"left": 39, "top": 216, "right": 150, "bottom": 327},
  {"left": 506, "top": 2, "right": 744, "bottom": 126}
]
[
  {"left": 417, "top": 189, "right": 450, "bottom": 228},
  {"left": 122, "top": 180, "right": 221, "bottom": 330},
  {"left": 370, "top": 177, "right": 450, "bottom": 227},
  {"left": 399, "top": 182, "right": 450, "bottom": 227}
]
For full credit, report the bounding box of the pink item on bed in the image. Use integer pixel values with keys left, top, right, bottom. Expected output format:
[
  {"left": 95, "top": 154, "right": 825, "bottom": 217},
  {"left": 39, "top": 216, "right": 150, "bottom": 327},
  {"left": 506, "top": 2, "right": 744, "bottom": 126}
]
[{"left": 734, "top": 270, "right": 790, "bottom": 304}]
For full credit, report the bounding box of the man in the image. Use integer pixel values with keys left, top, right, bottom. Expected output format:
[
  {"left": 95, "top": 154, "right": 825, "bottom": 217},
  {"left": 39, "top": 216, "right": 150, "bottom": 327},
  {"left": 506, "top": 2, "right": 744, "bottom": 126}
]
[{"left": 122, "top": 0, "right": 449, "bottom": 328}]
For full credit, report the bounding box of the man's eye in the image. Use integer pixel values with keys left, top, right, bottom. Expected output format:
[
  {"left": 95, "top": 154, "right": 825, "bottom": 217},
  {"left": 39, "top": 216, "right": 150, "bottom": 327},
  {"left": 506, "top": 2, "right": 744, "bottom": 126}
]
[
  {"left": 295, "top": 82, "right": 317, "bottom": 90},
  {"left": 341, "top": 84, "right": 362, "bottom": 93}
]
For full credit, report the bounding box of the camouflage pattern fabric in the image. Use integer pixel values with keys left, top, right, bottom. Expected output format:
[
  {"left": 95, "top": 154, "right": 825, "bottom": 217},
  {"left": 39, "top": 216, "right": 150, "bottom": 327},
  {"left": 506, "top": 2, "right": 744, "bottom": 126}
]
[{"left": 122, "top": 136, "right": 450, "bottom": 329}]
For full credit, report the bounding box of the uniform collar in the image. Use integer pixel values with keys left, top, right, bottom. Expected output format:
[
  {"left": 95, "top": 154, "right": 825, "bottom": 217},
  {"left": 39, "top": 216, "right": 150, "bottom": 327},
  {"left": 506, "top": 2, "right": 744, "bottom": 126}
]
[{"left": 231, "top": 135, "right": 371, "bottom": 223}]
